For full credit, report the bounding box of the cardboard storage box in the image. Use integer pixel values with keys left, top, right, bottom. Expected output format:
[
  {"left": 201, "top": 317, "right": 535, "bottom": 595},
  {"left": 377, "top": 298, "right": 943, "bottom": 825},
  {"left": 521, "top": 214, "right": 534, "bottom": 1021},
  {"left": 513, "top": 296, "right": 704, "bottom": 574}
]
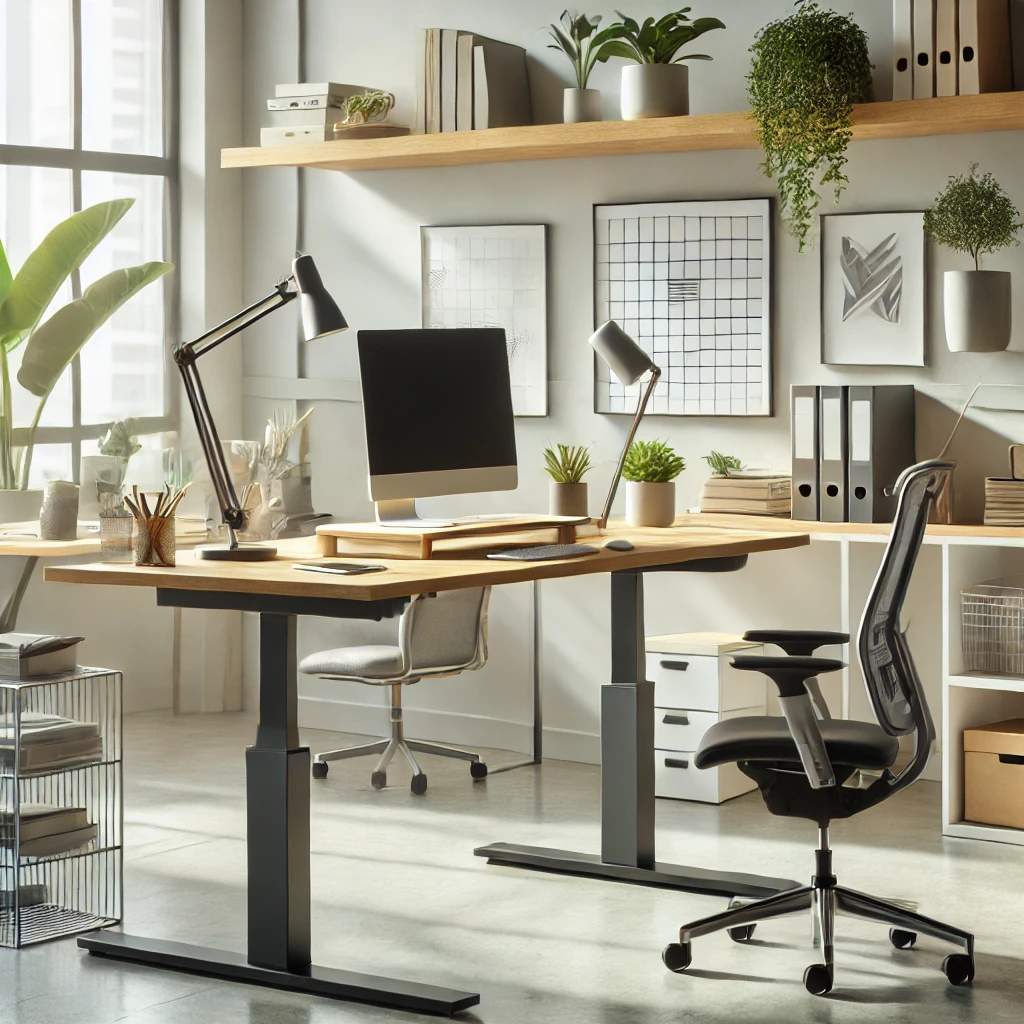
[{"left": 964, "top": 718, "right": 1024, "bottom": 830}]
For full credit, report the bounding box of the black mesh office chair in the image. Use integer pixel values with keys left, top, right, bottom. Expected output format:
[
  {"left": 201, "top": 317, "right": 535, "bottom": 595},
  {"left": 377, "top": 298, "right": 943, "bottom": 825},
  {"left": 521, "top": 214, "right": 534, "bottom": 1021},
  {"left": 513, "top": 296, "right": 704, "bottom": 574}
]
[{"left": 662, "top": 460, "right": 974, "bottom": 995}]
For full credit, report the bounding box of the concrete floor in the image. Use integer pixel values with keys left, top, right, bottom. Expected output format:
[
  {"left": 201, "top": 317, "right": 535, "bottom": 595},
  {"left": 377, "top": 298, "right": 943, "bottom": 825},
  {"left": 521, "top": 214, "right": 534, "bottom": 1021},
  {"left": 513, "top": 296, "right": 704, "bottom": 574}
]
[{"left": 2, "top": 710, "right": 1023, "bottom": 1024}]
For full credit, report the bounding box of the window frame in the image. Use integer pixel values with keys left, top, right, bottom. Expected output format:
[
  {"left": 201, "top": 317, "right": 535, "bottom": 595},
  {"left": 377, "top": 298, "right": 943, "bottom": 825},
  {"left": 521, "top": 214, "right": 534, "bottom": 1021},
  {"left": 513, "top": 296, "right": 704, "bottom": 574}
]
[{"left": 0, "top": 0, "right": 179, "bottom": 480}]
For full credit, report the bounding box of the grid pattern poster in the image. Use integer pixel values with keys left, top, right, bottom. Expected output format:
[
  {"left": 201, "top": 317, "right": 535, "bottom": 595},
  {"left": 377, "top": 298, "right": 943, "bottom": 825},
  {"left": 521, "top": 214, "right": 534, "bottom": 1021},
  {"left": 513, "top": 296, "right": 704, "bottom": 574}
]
[{"left": 594, "top": 199, "right": 772, "bottom": 416}]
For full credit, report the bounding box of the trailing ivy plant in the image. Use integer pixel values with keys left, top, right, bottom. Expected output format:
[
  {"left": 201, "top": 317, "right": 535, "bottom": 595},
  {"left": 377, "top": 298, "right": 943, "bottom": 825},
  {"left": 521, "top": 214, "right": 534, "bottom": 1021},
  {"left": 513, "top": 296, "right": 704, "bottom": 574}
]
[
  {"left": 924, "top": 163, "right": 1022, "bottom": 270},
  {"left": 623, "top": 440, "right": 685, "bottom": 483},
  {"left": 747, "top": 1, "right": 873, "bottom": 251},
  {"left": 703, "top": 450, "right": 743, "bottom": 476},
  {"left": 602, "top": 8, "right": 725, "bottom": 64},
  {"left": 547, "top": 11, "right": 623, "bottom": 89}
]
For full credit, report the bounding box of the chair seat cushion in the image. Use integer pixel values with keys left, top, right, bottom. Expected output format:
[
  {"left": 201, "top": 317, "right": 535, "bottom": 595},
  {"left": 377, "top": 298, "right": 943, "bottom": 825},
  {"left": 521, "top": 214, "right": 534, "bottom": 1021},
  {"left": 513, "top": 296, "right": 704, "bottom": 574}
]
[
  {"left": 694, "top": 716, "right": 900, "bottom": 772},
  {"left": 299, "top": 645, "right": 404, "bottom": 681}
]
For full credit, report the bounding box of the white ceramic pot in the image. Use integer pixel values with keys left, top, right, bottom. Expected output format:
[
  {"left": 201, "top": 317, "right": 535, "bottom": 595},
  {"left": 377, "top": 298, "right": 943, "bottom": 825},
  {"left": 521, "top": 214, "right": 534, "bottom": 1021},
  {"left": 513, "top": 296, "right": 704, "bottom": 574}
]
[
  {"left": 943, "top": 270, "right": 1012, "bottom": 353},
  {"left": 0, "top": 488, "right": 44, "bottom": 526},
  {"left": 564, "top": 87, "right": 602, "bottom": 123},
  {"left": 625, "top": 480, "right": 676, "bottom": 527},
  {"left": 549, "top": 481, "right": 589, "bottom": 518},
  {"left": 621, "top": 63, "right": 689, "bottom": 120}
]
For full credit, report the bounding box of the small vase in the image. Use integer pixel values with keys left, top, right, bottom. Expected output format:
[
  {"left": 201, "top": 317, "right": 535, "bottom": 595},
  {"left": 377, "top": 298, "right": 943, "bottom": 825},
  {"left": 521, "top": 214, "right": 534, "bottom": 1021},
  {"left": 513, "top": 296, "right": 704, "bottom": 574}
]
[
  {"left": 549, "top": 481, "right": 589, "bottom": 517},
  {"left": 38, "top": 481, "right": 79, "bottom": 541},
  {"left": 943, "top": 270, "right": 1012, "bottom": 352},
  {"left": 564, "top": 87, "right": 602, "bottom": 123},
  {"left": 621, "top": 63, "right": 689, "bottom": 120},
  {"left": 0, "top": 489, "right": 44, "bottom": 525},
  {"left": 625, "top": 480, "right": 676, "bottom": 527}
]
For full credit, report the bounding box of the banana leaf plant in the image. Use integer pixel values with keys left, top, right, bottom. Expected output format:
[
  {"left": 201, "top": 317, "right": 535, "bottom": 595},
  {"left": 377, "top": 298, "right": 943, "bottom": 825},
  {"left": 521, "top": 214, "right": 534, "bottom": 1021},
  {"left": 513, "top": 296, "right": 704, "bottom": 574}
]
[{"left": 0, "top": 199, "right": 172, "bottom": 490}]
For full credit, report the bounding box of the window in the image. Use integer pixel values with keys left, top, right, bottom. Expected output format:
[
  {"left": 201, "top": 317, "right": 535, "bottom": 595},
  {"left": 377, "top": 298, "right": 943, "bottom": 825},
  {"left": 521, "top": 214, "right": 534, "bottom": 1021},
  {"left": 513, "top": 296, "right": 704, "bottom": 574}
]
[{"left": 0, "top": 0, "right": 176, "bottom": 488}]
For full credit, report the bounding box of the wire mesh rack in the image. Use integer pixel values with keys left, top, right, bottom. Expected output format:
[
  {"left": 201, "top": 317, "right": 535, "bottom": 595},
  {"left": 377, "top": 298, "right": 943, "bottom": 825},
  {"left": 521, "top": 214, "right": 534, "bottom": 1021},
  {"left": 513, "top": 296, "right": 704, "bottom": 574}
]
[
  {"left": 0, "top": 668, "right": 122, "bottom": 947},
  {"left": 962, "top": 577, "right": 1024, "bottom": 677}
]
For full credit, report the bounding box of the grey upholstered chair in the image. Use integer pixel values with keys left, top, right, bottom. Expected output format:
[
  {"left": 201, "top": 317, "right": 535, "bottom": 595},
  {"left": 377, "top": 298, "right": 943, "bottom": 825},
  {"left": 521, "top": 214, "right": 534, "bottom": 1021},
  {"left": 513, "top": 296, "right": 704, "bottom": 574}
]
[{"left": 303, "top": 587, "right": 490, "bottom": 794}]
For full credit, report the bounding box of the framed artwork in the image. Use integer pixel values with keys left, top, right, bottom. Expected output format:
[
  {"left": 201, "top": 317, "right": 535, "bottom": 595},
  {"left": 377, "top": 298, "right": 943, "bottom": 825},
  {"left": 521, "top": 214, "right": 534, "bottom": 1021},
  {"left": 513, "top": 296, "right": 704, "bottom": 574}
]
[
  {"left": 421, "top": 224, "right": 548, "bottom": 417},
  {"left": 593, "top": 198, "right": 772, "bottom": 417},
  {"left": 820, "top": 211, "right": 926, "bottom": 367}
]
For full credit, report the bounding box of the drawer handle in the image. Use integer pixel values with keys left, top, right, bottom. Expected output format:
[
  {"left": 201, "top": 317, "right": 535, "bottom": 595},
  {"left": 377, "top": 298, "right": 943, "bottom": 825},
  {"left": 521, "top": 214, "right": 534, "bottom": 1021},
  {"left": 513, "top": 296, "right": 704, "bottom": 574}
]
[
  {"left": 660, "top": 660, "right": 689, "bottom": 672},
  {"left": 663, "top": 757, "right": 690, "bottom": 770},
  {"left": 999, "top": 754, "right": 1024, "bottom": 766},
  {"left": 662, "top": 714, "right": 690, "bottom": 726}
]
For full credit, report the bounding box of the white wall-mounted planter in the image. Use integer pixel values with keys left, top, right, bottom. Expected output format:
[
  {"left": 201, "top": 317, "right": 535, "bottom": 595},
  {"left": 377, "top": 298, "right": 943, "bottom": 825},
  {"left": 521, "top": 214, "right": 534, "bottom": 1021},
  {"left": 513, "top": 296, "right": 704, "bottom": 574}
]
[
  {"left": 564, "top": 88, "right": 602, "bottom": 124},
  {"left": 943, "top": 270, "right": 1012, "bottom": 353},
  {"left": 621, "top": 63, "right": 689, "bottom": 120},
  {"left": 549, "top": 481, "right": 589, "bottom": 517},
  {"left": 625, "top": 480, "right": 676, "bottom": 527}
]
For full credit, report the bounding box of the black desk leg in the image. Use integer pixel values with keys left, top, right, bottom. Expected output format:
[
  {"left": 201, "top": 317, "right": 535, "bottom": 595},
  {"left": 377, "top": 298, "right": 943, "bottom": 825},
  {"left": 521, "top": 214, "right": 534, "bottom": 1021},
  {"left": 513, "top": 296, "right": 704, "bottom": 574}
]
[{"left": 475, "top": 570, "right": 801, "bottom": 900}]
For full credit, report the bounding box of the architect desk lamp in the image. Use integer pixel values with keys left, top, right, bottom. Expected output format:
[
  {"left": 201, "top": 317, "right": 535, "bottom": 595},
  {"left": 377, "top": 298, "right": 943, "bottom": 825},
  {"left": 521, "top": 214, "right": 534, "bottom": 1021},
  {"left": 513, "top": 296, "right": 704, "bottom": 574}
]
[
  {"left": 174, "top": 254, "right": 347, "bottom": 560},
  {"left": 589, "top": 320, "right": 662, "bottom": 529}
]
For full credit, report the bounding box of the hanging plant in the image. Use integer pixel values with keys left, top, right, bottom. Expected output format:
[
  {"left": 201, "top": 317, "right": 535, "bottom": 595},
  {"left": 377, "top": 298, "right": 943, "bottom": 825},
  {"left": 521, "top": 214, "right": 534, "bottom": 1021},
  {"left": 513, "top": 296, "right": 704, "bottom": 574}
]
[{"left": 747, "top": 1, "right": 873, "bottom": 251}]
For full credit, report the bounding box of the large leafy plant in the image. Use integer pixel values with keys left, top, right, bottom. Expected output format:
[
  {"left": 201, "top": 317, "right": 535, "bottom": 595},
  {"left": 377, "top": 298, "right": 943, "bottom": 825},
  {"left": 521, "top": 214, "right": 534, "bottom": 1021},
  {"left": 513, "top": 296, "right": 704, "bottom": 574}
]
[
  {"left": 748, "top": 1, "right": 873, "bottom": 251},
  {"left": 623, "top": 440, "right": 685, "bottom": 483},
  {"left": 924, "top": 164, "right": 1022, "bottom": 271},
  {"left": 0, "top": 199, "right": 171, "bottom": 489},
  {"left": 602, "top": 7, "right": 725, "bottom": 64},
  {"left": 547, "top": 11, "right": 624, "bottom": 89}
]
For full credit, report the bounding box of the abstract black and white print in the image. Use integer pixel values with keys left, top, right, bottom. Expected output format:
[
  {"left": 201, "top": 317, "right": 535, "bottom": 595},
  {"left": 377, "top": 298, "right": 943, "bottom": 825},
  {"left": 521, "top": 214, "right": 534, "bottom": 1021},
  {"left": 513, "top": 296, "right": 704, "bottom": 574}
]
[{"left": 594, "top": 199, "right": 772, "bottom": 416}]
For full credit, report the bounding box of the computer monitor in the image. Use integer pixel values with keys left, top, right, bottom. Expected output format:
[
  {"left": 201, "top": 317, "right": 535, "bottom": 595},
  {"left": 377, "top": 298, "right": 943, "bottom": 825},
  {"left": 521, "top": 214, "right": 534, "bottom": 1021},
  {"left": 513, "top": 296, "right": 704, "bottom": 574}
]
[{"left": 357, "top": 328, "right": 518, "bottom": 526}]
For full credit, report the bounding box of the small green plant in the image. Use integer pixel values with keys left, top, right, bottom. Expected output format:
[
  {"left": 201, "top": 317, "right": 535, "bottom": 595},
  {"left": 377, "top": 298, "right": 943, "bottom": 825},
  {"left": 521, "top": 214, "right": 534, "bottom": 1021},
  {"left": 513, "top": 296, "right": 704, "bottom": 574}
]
[
  {"left": 543, "top": 443, "right": 592, "bottom": 484},
  {"left": 623, "top": 440, "right": 685, "bottom": 483},
  {"left": 703, "top": 450, "right": 743, "bottom": 476},
  {"left": 747, "top": 1, "right": 873, "bottom": 251},
  {"left": 547, "top": 11, "right": 623, "bottom": 89},
  {"left": 924, "top": 164, "right": 1022, "bottom": 270},
  {"left": 342, "top": 90, "right": 393, "bottom": 124},
  {"left": 602, "top": 7, "right": 725, "bottom": 64}
]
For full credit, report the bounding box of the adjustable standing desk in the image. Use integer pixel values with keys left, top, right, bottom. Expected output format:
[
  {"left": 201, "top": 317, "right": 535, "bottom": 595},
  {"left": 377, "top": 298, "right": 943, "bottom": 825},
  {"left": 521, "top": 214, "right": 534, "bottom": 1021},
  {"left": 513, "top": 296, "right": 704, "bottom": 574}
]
[{"left": 45, "top": 521, "right": 808, "bottom": 1016}]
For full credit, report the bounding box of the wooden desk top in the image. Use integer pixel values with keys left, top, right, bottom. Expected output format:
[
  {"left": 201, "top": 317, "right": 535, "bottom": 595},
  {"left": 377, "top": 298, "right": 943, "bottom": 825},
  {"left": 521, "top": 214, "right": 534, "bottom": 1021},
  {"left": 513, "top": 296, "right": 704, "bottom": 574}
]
[
  {"left": 43, "top": 522, "right": 810, "bottom": 602},
  {"left": 0, "top": 517, "right": 207, "bottom": 559}
]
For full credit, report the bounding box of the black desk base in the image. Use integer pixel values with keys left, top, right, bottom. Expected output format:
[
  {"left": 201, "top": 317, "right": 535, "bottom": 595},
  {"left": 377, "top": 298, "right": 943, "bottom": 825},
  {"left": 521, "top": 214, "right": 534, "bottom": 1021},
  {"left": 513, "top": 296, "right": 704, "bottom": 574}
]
[{"left": 78, "top": 933, "right": 478, "bottom": 1017}]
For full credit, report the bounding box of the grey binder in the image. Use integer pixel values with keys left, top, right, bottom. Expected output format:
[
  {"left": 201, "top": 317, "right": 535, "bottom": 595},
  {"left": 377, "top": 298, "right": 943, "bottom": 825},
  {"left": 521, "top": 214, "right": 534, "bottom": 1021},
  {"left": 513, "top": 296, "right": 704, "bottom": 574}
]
[
  {"left": 847, "top": 385, "right": 916, "bottom": 523},
  {"left": 818, "top": 386, "right": 848, "bottom": 523},
  {"left": 791, "top": 385, "right": 820, "bottom": 521}
]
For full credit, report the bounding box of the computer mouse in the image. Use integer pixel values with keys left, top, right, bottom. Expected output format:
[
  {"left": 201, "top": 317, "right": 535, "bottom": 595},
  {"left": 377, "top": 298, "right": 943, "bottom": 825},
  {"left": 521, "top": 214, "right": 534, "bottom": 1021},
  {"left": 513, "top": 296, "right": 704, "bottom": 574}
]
[{"left": 604, "top": 538, "right": 634, "bottom": 552}]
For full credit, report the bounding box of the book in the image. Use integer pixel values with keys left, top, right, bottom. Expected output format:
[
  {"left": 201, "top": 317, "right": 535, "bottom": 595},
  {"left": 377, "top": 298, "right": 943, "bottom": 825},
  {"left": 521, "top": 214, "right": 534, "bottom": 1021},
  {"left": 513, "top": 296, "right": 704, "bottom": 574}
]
[
  {"left": 260, "top": 125, "right": 331, "bottom": 146},
  {"left": 0, "top": 804, "right": 90, "bottom": 844},
  {"left": 698, "top": 497, "right": 792, "bottom": 516},
  {"left": 959, "top": 0, "right": 1013, "bottom": 94},
  {"left": 274, "top": 82, "right": 362, "bottom": 98},
  {"left": 15, "top": 825, "right": 97, "bottom": 859},
  {"left": 984, "top": 476, "right": 1024, "bottom": 524},
  {"left": 700, "top": 476, "right": 792, "bottom": 501},
  {"left": 269, "top": 107, "right": 344, "bottom": 128},
  {"left": 473, "top": 40, "right": 532, "bottom": 129},
  {"left": 0, "top": 883, "right": 48, "bottom": 910},
  {"left": 425, "top": 28, "right": 442, "bottom": 133},
  {"left": 0, "top": 633, "right": 82, "bottom": 679},
  {"left": 0, "top": 712, "right": 102, "bottom": 772},
  {"left": 441, "top": 28, "right": 460, "bottom": 132},
  {"left": 267, "top": 95, "right": 346, "bottom": 110}
]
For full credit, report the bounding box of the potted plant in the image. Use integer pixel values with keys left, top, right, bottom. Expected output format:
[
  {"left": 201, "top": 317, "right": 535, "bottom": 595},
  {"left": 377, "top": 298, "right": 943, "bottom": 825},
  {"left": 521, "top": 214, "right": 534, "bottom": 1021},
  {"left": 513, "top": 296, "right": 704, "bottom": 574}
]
[
  {"left": 601, "top": 7, "right": 725, "bottom": 120},
  {"left": 748, "top": 1, "right": 872, "bottom": 251},
  {"left": 0, "top": 199, "right": 171, "bottom": 523},
  {"left": 543, "top": 443, "right": 592, "bottom": 516},
  {"left": 924, "top": 164, "right": 1021, "bottom": 353},
  {"left": 703, "top": 450, "right": 743, "bottom": 476},
  {"left": 547, "top": 11, "right": 622, "bottom": 123},
  {"left": 622, "top": 439, "right": 684, "bottom": 527}
]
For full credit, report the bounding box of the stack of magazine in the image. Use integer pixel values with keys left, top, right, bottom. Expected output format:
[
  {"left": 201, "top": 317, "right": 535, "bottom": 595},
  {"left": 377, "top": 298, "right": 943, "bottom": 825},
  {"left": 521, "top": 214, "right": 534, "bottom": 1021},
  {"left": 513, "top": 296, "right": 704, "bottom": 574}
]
[
  {"left": 0, "top": 804, "right": 97, "bottom": 860},
  {"left": 0, "top": 712, "right": 103, "bottom": 774},
  {"left": 0, "top": 633, "right": 82, "bottom": 680},
  {"left": 984, "top": 477, "right": 1024, "bottom": 526},
  {"left": 699, "top": 473, "right": 793, "bottom": 517}
]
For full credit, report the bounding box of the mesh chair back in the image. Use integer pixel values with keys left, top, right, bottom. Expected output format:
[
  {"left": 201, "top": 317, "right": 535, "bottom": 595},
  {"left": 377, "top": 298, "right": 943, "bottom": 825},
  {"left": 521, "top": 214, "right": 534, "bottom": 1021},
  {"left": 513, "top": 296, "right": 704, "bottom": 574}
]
[
  {"left": 858, "top": 460, "right": 952, "bottom": 739},
  {"left": 407, "top": 587, "right": 489, "bottom": 673}
]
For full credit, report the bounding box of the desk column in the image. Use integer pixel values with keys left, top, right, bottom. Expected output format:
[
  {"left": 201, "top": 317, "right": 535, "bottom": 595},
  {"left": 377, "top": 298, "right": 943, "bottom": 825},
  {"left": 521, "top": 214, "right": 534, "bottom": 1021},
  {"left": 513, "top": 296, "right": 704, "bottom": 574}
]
[{"left": 601, "top": 570, "right": 655, "bottom": 867}]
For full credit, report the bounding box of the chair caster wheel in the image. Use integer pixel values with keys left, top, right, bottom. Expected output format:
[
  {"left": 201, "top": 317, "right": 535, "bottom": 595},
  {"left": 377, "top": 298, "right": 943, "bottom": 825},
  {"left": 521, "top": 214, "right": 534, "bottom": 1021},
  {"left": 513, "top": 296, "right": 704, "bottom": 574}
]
[
  {"left": 411, "top": 773, "right": 428, "bottom": 795},
  {"left": 803, "top": 963, "right": 833, "bottom": 995},
  {"left": 371, "top": 771, "right": 387, "bottom": 790},
  {"left": 662, "top": 942, "right": 691, "bottom": 973},
  {"left": 311, "top": 761, "right": 328, "bottom": 780},
  {"left": 942, "top": 953, "right": 975, "bottom": 986},
  {"left": 889, "top": 928, "right": 917, "bottom": 949},
  {"left": 729, "top": 925, "right": 756, "bottom": 942},
  {"left": 470, "top": 761, "right": 488, "bottom": 780}
]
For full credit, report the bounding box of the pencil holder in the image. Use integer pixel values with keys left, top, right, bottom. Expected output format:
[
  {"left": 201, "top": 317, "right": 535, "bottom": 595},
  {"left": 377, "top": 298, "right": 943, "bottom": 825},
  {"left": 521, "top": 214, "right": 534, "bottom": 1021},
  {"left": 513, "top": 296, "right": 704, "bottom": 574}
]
[
  {"left": 133, "top": 517, "right": 176, "bottom": 567},
  {"left": 99, "top": 509, "right": 134, "bottom": 563}
]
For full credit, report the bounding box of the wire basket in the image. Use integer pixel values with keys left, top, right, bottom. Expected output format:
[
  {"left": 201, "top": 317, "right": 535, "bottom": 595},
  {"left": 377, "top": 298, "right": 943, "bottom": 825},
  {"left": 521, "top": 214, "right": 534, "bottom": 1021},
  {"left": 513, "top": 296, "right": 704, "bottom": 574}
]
[
  {"left": 0, "top": 668, "right": 122, "bottom": 947},
  {"left": 962, "top": 577, "right": 1024, "bottom": 676}
]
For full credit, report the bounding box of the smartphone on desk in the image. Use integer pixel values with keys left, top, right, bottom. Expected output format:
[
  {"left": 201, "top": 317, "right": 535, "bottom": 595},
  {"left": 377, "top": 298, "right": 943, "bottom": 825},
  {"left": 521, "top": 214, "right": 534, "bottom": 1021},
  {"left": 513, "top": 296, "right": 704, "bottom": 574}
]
[{"left": 293, "top": 561, "right": 387, "bottom": 576}]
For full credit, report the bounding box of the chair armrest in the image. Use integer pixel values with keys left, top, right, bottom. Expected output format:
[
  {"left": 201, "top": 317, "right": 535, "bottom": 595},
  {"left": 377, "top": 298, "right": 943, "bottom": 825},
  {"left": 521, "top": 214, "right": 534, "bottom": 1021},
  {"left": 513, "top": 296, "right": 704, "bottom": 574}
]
[{"left": 743, "top": 630, "right": 850, "bottom": 656}]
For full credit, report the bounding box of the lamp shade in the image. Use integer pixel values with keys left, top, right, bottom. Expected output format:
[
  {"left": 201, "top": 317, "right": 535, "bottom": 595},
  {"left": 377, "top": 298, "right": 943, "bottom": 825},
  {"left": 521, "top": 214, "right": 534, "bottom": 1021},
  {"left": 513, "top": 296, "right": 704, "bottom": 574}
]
[
  {"left": 292, "top": 254, "right": 348, "bottom": 341},
  {"left": 589, "top": 320, "right": 657, "bottom": 385}
]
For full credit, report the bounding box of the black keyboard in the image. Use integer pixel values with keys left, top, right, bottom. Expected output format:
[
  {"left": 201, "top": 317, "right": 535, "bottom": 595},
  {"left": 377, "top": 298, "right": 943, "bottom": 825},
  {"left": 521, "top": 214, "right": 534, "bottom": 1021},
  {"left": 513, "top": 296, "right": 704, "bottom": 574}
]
[{"left": 486, "top": 543, "right": 600, "bottom": 562}]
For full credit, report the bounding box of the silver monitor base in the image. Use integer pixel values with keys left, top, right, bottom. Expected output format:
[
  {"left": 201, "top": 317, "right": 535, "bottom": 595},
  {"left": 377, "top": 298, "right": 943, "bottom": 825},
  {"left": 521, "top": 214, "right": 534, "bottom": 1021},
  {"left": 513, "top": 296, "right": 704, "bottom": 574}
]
[{"left": 374, "top": 499, "right": 453, "bottom": 529}]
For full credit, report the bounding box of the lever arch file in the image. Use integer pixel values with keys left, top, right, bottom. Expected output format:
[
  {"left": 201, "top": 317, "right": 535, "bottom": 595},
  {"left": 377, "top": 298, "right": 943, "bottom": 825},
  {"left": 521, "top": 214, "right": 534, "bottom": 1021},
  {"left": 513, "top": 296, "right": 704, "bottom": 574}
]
[
  {"left": 894, "top": 0, "right": 914, "bottom": 100},
  {"left": 792, "top": 385, "right": 820, "bottom": 521},
  {"left": 847, "top": 385, "right": 917, "bottom": 523},
  {"left": 959, "top": 0, "right": 1013, "bottom": 93},
  {"left": 819, "top": 386, "right": 848, "bottom": 523},
  {"left": 936, "top": 0, "right": 960, "bottom": 95},
  {"left": 914, "top": 0, "right": 937, "bottom": 97}
]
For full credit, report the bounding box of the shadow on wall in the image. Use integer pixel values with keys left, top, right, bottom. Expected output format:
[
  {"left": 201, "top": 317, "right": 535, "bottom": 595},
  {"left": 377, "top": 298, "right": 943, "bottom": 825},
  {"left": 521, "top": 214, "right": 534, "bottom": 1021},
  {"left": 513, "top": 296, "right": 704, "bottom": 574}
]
[{"left": 526, "top": 54, "right": 565, "bottom": 125}]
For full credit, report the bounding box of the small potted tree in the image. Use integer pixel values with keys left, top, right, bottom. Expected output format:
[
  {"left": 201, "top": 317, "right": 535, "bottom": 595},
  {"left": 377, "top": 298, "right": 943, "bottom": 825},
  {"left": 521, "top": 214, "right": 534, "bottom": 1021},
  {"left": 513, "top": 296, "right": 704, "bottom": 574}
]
[
  {"left": 547, "top": 11, "right": 621, "bottom": 123},
  {"left": 543, "top": 443, "right": 592, "bottom": 516},
  {"left": 925, "top": 164, "right": 1021, "bottom": 353},
  {"left": 602, "top": 8, "right": 725, "bottom": 120},
  {"left": 622, "top": 440, "right": 684, "bottom": 527}
]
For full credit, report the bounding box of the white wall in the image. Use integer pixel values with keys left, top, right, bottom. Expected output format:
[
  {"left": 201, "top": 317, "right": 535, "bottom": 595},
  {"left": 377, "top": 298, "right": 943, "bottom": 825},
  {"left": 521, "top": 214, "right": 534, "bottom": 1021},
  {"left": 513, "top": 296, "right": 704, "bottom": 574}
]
[{"left": 240, "top": 1, "right": 1024, "bottom": 761}]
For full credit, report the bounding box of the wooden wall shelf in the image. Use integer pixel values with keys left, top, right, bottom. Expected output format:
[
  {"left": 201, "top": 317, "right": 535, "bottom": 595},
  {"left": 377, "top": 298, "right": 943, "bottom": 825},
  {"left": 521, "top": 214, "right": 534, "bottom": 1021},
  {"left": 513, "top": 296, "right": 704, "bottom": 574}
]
[{"left": 222, "top": 92, "right": 1024, "bottom": 174}]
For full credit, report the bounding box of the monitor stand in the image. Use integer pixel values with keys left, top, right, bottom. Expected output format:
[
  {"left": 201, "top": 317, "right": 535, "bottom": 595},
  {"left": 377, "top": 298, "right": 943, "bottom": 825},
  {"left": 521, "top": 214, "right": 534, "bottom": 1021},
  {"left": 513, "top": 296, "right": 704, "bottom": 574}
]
[{"left": 374, "top": 499, "right": 454, "bottom": 529}]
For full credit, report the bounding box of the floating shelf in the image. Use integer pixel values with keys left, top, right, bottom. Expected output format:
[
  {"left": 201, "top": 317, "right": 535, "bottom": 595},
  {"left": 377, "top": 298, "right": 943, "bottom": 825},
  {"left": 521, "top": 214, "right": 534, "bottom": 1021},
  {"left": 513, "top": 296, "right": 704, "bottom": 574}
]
[
  {"left": 948, "top": 672, "right": 1024, "bottom": 693},
  {"left": 222, "top": 92, "right": 1024, "bottom": 174}
]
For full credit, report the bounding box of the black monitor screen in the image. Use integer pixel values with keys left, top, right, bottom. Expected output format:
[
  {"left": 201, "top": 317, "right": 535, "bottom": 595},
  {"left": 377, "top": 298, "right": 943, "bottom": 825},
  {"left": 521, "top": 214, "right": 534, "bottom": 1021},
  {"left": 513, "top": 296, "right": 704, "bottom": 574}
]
[{"left": 357, "top": 329, "right": 518, "bottom": 478}]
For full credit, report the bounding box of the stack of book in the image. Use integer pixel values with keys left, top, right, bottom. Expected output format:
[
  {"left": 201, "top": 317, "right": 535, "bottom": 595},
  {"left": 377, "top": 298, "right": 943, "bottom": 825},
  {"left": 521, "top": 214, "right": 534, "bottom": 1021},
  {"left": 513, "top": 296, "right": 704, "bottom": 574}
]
[
  {"left": 983, "top": 477, "right": 1024, "bottom": 526},
  {"left": 699, "top": 474, "right": 793, "bottom": 517},
  {"left": 418, "top": 29, "right": 532, "bottom": 133},
  {"left": 0, "top": 804, "right": 97, "bottom": 859},
  {"left": 262, "top": 83, "right": 407, "bottom": 146},
  {"left": 0, "top": 712, "right": 103, "bottom": 774},
  {"left": 0, "top": 633, "right": 82, "bottom": 679}
]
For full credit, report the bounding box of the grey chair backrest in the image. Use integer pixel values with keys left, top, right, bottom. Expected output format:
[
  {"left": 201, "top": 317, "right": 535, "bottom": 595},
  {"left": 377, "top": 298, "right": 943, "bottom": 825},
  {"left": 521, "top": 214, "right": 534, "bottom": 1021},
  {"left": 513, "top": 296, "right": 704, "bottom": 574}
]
[
  {"left": 405, "top": 587, "right": 489, "bottom": 674},
  {"left": 858, "top": 460, "right": 952, "bottom": 766}
]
